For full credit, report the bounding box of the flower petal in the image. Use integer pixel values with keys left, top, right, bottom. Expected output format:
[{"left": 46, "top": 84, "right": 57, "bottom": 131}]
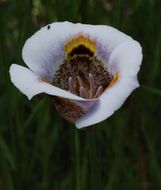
[
  {"left": 22, "top": 21, "right": 132, "bottom": 81},
  {"left": 75, "top": 41, "right": 142, "bottom": 128},
  {"left": 53, "top": 97, "right": 97, "bottom": 123},
  {"left": 9, "top": 64, "right": 88, "bottom": 101},
  {"left": 108, "top": 40, "right": 142, "bottom": 77}
]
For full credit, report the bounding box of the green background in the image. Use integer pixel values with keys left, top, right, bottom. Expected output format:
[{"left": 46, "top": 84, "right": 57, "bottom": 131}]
[{"left": 0, "top": 0, "right": 161, "bottom": 189}]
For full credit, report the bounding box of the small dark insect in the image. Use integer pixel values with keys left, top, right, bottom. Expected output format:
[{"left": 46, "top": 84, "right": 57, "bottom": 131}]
[{"left": 47, "top": 25, "right": 51, "bottom": 30}]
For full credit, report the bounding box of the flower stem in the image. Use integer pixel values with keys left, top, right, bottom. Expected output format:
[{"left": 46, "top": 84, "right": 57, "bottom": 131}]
[
  {"left": 87, "top": 126, "right": 102, "bottom": 190},
  {"left": 75, "top": 129, "right": 80, "bottom": 190}
]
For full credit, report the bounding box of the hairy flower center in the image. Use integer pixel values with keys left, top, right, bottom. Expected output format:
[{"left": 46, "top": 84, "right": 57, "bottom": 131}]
[
  {"left": 52, "top": 34, "right": 114, "bottom": 99},
  {"left": 52, "top": 56, "right": 113, "bottom": 99}
]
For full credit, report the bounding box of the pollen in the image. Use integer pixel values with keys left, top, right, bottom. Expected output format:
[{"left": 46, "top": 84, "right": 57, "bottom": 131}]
[{"left": 64, "top": 34, "right": 96, "bottom": 59}]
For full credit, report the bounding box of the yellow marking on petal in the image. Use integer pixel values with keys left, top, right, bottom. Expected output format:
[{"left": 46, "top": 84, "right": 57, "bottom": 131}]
[
  {"left": 39, "top": 77, "right": 48, "bottom": 83},
  {"left": 107, "top": 72, "right": 119, "bottom": 89},
  {"left": 64, "top": 34, "right": 96, "bottom": 59}
]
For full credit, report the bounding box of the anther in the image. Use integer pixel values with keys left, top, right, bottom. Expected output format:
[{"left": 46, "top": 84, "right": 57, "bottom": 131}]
[
  {"left": 79, "top": 86, "right": 87, "bottom": 99},
  {"left": 94, "top": 85, "right": 103, "bottom": 98},
  {"left": 68, "top": 77, "right": 75, "bottom": 93},
  {"left": 77, "top": 76, "right": 84, "bottom": 87},
  {"left": 89, "top": 73, "right": 95, "bottom": 98}
]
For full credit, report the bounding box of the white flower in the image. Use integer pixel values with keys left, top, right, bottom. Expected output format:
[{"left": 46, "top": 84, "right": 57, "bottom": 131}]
[{"left": 9, "top": 21, "right": 142, "bottom": 129}]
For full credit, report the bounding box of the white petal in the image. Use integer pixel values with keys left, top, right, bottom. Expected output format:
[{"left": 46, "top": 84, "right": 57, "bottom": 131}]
[
  {"left": 22, "top": 21, "right": 132, "bottom": 81},
  {"left": 108, "top": 40, "right": 142, "bottom": 77},
  {"left": 75, "top": 41, "right": 142, "bottom": 129},
  {"left": 9, "top": 64, "right": 88, "bottom": 101},
  {"left": 76, "top": 79, "right": 138, "bottom": 129}
]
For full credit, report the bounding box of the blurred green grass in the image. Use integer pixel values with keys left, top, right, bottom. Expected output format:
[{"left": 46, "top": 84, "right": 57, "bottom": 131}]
[{"left": 0, "top": 0, "right": 161, "bottom": 189}]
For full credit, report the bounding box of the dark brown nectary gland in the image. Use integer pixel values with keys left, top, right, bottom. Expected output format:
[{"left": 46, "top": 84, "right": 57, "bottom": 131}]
[
  {"left": 68, "top": 45, "right": 94, "bottom": 58},
  {"left": 53, "top": 97, "right": 84, "bottom": 123},
  {"left": 52, "top": 56, "right": 113, "bottom": 97}
]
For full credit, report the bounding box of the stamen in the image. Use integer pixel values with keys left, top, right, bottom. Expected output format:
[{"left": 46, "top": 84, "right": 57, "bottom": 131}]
[
  {"left": 77, "top": 76, "right": 84, "bottom": 87},
  {"left": 53, "top": 56, "right": 113, "bottom": 99},
  {"left": 94, "top": 85, "right": 103, "bottom": 98},
  {"left": 79, "top": 86, "right": 88, "bottom": 99},
  {"left": 89, "top": 73, "right": 95, "bottom": 98},
  {"left": 68, "top": 77, "right": 75, "bottom": 93}
]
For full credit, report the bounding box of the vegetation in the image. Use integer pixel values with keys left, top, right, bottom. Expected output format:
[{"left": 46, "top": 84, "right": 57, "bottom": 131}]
[{"left": 0, "top": 0, "right": 161, "bottom": 189}]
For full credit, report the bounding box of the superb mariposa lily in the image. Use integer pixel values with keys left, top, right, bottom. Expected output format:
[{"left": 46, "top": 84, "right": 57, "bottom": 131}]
[{"left": 9, "top": 21, "right": 142, "bottom": 128}]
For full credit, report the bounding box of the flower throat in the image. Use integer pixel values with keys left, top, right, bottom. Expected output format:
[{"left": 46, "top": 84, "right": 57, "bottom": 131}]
[{"left": 52, "top": 34, "right": 113, "bottom": 99}]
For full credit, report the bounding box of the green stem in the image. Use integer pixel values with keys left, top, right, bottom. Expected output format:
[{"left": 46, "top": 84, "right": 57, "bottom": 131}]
[{"left": 75, "top": 129, "right": 80, "bottom": 190}]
